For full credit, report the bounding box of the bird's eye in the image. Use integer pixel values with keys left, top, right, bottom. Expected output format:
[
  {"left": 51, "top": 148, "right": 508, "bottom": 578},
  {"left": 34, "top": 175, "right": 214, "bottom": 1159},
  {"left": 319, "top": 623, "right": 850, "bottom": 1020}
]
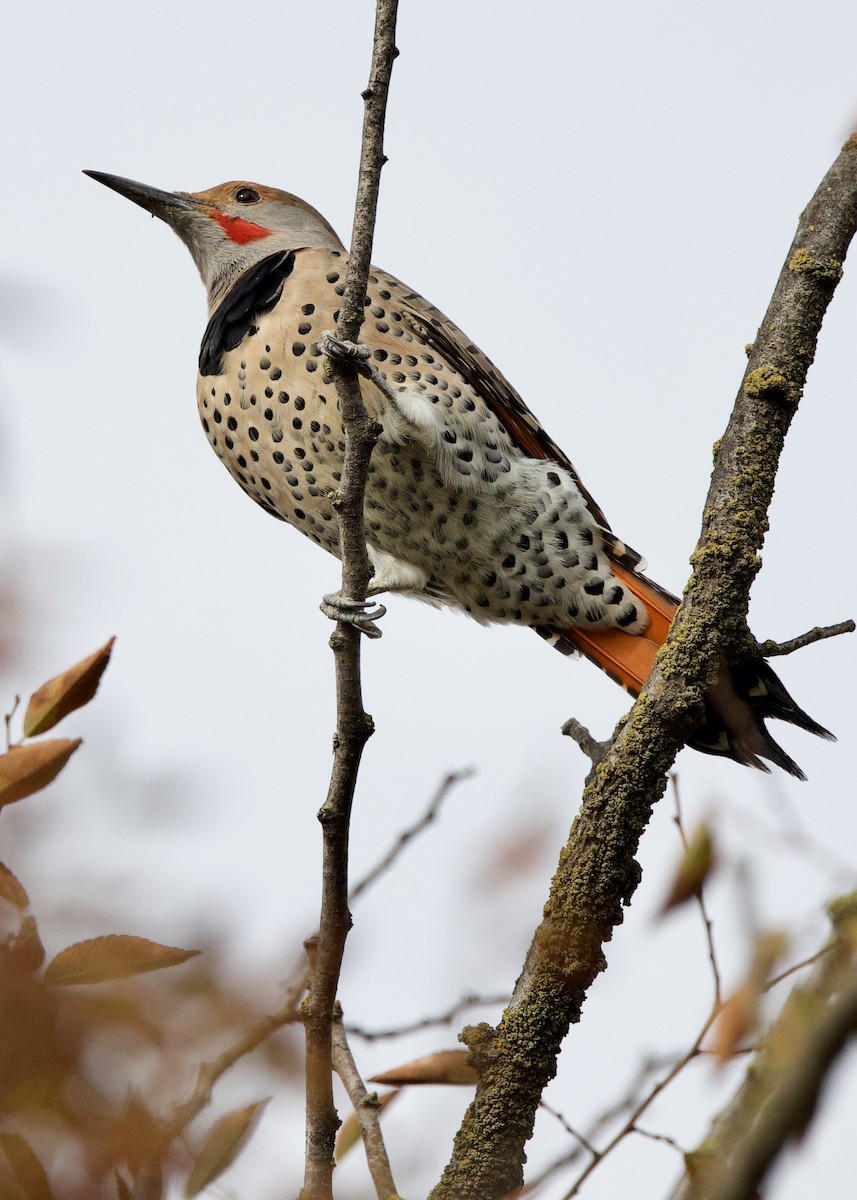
[{"left": 234, "top": 186, "right": 260, "bottom": 204}]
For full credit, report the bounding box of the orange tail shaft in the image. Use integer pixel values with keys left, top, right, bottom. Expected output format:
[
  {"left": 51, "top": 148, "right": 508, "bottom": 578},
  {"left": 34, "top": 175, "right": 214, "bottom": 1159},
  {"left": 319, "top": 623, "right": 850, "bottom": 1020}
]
[
  {"left": 542, "top": 562, "right": 832, "bottom": 778},
  {"left": 563, "top": 564, "right": 678, "bottom": 695}
]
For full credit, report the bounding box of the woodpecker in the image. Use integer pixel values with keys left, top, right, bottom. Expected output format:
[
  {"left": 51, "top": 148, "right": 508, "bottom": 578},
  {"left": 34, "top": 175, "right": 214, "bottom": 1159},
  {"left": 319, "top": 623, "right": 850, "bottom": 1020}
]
[{"left": 84, "top": 171, "right": 833, "bottom": 777}]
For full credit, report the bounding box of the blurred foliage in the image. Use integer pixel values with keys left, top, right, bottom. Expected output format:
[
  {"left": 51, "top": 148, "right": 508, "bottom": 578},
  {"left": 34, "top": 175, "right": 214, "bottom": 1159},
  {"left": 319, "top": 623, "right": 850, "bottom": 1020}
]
[{"left": 0, "top": 645, "right": 300, "bottom": 1199}]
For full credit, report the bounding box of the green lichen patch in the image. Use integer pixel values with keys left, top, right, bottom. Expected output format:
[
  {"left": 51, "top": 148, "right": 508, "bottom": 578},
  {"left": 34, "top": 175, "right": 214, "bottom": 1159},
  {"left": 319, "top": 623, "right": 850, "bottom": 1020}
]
[
  {"left": 743, "top": 366, "right": 791, "bottom": 402},
  {"left": 788, "top": 246, "right": 843, "bottom": 281}
]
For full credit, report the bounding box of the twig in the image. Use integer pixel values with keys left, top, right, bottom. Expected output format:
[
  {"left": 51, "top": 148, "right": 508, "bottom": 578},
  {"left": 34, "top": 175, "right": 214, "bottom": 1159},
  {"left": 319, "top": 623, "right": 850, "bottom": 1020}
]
[
  {"left": 301, "top": 4, "right": 400, "bottom": 1197},
  {"left": 757, "top": 619, "right": 855, "bottom": 657},
  {"left": 765, "top": 944, "right": 833, "bottom": 991},
  {"left": 560, "top": 718, "right": 608, "bottom": 765},
  {"left": 331, "top": 1007, "right": 399, "bottom": 1199},
  {"left": 429, "top": 136, "right": 857, "bottom": 1200},
  {"left": 350, "top": 769, "right": 474, "bottom": 904},
  {"left": 559, "top": 1009, "right": 718, "bottom": 1199},
  {"left": 631, "top": 1125, "right": 685, "bottom": 1155},
  {"left": 347, "top": 992, "right": 506, "bottom": 1041},
  {"left": 671, "top": 776, "right": 721, "bottom": 1007},
  {"left": 538, "top": 1101, "right": 598, "bottom": 1157},
  {"left": 160, "top": 979, "right": 306, "bottom": 1147},
  {"left": 521, "top": 1053, "right": 679, "bottom": 1194},
  {"left": 125, "top": 975, "right": 307, "bottom": 1191}
]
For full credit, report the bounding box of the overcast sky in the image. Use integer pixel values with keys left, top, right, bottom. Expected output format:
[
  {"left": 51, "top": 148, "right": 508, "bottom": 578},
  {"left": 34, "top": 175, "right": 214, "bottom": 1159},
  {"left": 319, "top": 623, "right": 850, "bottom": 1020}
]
[{"left": 2, "top": 2, "right": 857, "bottom": 1197}]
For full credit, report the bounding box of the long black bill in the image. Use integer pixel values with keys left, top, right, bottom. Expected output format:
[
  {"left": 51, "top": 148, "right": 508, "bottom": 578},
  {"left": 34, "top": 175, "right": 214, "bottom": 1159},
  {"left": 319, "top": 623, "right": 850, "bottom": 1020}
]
[{"left": 83, "top": 171, "right": 202, "bottom": 219}]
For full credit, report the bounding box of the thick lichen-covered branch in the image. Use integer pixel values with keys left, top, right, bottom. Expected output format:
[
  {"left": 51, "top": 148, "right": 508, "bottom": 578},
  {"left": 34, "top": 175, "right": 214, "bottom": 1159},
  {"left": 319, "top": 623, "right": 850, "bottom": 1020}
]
[{"left": 430, "top": 136, "right": 857, "bottom": 1200}]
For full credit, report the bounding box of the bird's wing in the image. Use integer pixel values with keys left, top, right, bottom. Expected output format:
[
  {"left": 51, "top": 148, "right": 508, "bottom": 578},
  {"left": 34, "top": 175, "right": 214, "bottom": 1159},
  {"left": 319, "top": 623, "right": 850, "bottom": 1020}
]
[
  {"left": 391, "top": 286, "right": 679, "bottom": 692},
  {"left": 396, "top": 291, "right": 657, "bottom": 579}
]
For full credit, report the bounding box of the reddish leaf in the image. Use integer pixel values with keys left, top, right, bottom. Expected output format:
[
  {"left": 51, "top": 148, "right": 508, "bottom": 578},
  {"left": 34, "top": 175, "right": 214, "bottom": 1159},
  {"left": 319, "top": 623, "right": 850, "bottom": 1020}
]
[
  {"left": 335, "top": 1090, "right": 399, "bottom": 1162},
  {"left": 0, "top": 740, "right": 81, "bottom": 807},
  {"left": 45, "top": 935, "right": 200, "bottom": 986},
  {"left": 369, "top": 1049, "right": 478, "bottom": 1086},
  {"left": 184, "top": 1099, "right": 269, "bottom": 1197},
  {"left": 0, "top": 862, "right": 29, "bottom": 910},
  {"left": 23, "top": 638, "right": 115, "bottom": 737},
  {"left": 0, "top": 1132, "right": 54, "bottom": 1200}
]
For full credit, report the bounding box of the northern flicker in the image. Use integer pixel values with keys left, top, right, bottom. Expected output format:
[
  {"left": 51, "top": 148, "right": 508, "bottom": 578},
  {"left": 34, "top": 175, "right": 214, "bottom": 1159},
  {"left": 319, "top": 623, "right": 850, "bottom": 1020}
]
[{"left": 84, "top": 171, "right": 833, "bottom": 777}]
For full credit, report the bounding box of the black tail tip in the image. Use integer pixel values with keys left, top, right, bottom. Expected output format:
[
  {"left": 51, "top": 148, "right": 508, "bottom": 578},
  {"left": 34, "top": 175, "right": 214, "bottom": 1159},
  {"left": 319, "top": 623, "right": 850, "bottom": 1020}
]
[{"left": 690, "top": 659, "right": 833, "bottom": 779}]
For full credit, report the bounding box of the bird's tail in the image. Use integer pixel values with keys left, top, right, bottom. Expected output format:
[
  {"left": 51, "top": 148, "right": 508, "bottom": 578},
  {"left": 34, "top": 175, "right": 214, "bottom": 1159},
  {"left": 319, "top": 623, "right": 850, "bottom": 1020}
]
[{"left": 537, "top": 563, "right": 833, "bottom": 779}]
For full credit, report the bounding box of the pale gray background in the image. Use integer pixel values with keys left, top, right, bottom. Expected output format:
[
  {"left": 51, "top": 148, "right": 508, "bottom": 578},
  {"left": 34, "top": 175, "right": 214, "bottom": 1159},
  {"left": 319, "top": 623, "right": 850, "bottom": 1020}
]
[{"left": 1, "top": 2, "right": 856, "bottom": 1196}]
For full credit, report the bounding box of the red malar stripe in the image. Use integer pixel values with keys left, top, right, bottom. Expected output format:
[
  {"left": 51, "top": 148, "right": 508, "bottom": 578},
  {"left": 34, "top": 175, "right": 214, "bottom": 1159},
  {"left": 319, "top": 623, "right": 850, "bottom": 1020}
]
[{"left": 212, "top": 211, "right": 273, "bottom": 244}]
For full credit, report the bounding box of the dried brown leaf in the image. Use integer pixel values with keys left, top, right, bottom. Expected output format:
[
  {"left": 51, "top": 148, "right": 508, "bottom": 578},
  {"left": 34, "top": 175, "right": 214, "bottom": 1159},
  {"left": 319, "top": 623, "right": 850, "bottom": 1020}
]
[
  {"left": 713, "top": 983, "right": 757, "bottom": 1064},
  {"left": 23, "top": 638, "right": 115, "bottom": 737},
  {"left": 369, "top": 1048, "right": 478, "bottom": 1086},
  {"left": 712, "top": 934, "right": 786, "bottom": 1063},
  {"left": 0, "top": 1132, "right": 54, "bottom": 1200},
  {"left": 9, "top": 915, "right": 46, "bottom": 975},
  {"left": 184, "top": 1099, "right": 270, "bottom": 1197},
  {"left": 335, "top": 1090, "right": 399, "bottom": 1162},
  {"left": 113, "top": 1091, "right": 162, "bottom": 1175},
  {"left": 45, "top": 935, "right": 200, "bottom": 986},
  {"left": 659, "top": 823, "right": 716, "bottom": 915},
  {"left": 0, "top": 739, "right": 81, "bottom": 807},
  {"left": 0, "top": 862, "right": 29, "bottom": 910}
]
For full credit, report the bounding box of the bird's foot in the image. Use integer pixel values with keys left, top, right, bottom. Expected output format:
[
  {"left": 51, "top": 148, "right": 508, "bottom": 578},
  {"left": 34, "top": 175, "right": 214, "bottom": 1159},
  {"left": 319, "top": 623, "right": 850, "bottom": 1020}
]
[
  {"left": 319, "top": 330, "right": 400, "bottom": 403},
  {"left": 321, "top": 592, "right": 387, "bottom": 639},
  {"left": 319, "top": 329, "right": 371, "bottom": 364}
]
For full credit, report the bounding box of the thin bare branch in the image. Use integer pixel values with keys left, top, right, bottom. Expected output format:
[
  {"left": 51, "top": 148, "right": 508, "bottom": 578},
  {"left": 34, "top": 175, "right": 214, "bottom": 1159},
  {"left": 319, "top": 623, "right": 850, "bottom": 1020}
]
[
  {"left": 765, "top": 944, "right": 833, "bottom": 991},
  {"left": 161, "top": 981, "right": 306, "bottom": 1147},
  {"left": 347, "top": 992, "right": 507, "bottom": 1042},
  {"left": 301, "top": 4, "right": 400, "bottom": 1196},
  {"left": 332, "top": 1008, "right": 399, "bottom": 1200},
  {"left": 672, "top": 777, "right": 721, "bottom": 1007},
  {"left": 757, "top": 619, "right": 855, "bottom": 657},
  {"left": 632, "top": 1126, "right": 686, "bottom": 1155},
  {"left": 124, "top": 976, "right": 306, "bottom": 1190},
  {"left": 559, "top": 1010, "right": 717, "bottom": 1199},
  {"left": 538, "top": 1101, "right": 598, "bottom": 1157},
  {"left": 430, "top": 136, "right": 857, "bottom": 1200},
  {"left": 350, "top": 768, "right": 475, "bottom": 904},
  {"left": 521, "top": 1053, "right": 680, "bottom": 1195}
]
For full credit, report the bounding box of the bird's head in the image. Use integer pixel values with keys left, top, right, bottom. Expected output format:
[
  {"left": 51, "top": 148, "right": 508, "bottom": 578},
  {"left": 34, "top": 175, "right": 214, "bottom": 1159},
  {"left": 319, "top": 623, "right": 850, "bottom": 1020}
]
[{"left": 84, "top": 172, "right": 344, "bottom": 306}]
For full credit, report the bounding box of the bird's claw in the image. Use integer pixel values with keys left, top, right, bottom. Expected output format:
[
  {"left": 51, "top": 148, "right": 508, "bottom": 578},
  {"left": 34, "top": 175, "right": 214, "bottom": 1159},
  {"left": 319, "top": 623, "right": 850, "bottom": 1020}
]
[
  {"left": 321, "top": 592, "right": 387, "bottom": 639},
  {"left": 319, "top": 329, "right": 371, "bottom": 363}
]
